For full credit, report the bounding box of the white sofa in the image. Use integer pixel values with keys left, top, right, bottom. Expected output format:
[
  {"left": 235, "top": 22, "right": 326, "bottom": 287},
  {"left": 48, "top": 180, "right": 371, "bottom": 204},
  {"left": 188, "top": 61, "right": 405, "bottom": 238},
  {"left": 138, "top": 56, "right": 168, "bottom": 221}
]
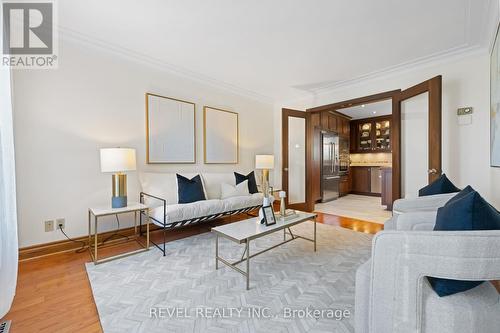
[
  {"left": 355, "top": 211, "right": 500, "bottom": 333},
  {"left": 139, "top": 172, "right": 265, "bottom": 255}
]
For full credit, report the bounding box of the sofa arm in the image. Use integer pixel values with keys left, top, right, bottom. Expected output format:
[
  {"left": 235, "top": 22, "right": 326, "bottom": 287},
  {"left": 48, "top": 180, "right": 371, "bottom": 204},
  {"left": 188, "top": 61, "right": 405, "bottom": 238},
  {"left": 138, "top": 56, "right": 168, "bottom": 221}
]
[
  {"left": 395, "top": 211, "right": 437, "bottom": 231},
  {"left": 368, "top": 230, "right": 500, "bottom": 333},
  {"left": 140, "top": 192, "right": 166, "bottom": 224},
  {"left": 392, "top": 193, "right": 456, "bottom": 216}
]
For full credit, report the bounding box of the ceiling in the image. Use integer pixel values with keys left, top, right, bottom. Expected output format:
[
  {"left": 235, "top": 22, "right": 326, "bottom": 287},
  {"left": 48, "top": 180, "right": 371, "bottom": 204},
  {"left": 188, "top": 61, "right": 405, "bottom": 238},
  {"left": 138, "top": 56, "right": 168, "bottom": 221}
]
[
  {"left": 337, "top": 99, "right": 392, "bottom": 120},
  {"left": 58, "top": 0, "right": 493, "bottom": 103}
]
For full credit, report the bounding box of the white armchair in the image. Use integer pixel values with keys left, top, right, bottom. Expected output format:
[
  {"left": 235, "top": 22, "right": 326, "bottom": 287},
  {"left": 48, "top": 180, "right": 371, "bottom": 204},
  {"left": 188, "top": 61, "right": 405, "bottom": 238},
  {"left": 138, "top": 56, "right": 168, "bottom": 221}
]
[
  {"left": 356, "top": 213, "right": 500, "bottom": 333},
  {"left": 384, "top": 193, "right": 456, "bottom": 230}
]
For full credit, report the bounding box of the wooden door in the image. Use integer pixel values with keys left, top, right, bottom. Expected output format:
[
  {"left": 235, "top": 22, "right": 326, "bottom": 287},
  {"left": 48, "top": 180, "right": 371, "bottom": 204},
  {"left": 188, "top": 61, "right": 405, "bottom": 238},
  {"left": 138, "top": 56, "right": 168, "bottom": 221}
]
[
  {"left": 282, "top": 108, "right": 307, "bottom": 210},
  {"left": 396, "top": 76, "right": 442, "bottom": 186}
]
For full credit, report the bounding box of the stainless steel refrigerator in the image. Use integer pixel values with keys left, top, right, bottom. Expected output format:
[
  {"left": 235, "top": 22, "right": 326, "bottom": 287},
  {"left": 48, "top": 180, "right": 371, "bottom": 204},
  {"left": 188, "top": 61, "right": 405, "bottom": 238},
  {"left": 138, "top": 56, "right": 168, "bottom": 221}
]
[{"left": 321, "top": 131, "right": 340, "bottom": 202}]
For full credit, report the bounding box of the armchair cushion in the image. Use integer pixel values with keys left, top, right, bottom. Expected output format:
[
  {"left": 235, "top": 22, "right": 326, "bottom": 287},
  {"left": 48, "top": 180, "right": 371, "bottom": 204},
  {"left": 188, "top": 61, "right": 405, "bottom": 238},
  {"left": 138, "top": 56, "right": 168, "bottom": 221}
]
[
  {"left": 429, "top": 190, "right": 500, "bottom": 296},
  {"left": 418, "top": 173, "right": 460, "bottom": 197}
]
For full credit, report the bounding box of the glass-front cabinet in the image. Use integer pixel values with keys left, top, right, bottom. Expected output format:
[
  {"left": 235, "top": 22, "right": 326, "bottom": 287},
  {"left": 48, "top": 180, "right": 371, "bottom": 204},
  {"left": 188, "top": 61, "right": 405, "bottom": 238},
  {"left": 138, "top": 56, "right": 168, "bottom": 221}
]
[
  {"left": 375, "top": 119, "right": 391, "bottom": 150},
  {"left": 357, "top": 122, "right": 372, "bottom": 151},
  {"left": 352, "top": 116, "right": 391, "bottom": 153}
]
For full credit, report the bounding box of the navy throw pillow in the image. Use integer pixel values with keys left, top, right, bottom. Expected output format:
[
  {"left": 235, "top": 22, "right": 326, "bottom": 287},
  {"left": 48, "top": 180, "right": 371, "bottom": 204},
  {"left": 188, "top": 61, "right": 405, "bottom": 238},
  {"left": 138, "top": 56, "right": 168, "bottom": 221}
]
[
  {"left": 177, "top": 174, "right": 206, "bottom": 204},
  {"left": 428, "top": 190, "right": 500, "bottom": 297},
  {"left": 418, "top": 174, "right": 460, "bottom": 197},
  {"left": 235, "top": 171, "right": 259, "bottom": 194},
  {"left": 444, "top": 185, "right": 474, "bottom": 206}
]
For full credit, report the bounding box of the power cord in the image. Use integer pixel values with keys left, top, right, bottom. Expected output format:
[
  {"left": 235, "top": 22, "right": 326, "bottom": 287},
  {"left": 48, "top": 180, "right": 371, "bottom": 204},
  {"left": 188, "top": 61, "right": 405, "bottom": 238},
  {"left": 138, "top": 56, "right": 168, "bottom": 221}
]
[
  {"left": 59, "top": 227, "right": 87, "bottom": 253},
  {"left": 58, "top": 214, "right": 130, "bottom": 254},
  {"left": 101, "top": 215, "right": 129, "bottom": 243}
]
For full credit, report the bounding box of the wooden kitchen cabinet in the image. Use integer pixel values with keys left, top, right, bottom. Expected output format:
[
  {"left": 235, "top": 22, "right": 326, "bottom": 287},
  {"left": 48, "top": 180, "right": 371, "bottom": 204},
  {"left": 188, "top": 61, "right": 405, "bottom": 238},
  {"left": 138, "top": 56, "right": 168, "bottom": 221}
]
[
  {"left": 328, "top": 114, "right": 338, "bottom": 132},
  {"left": 350, "top": 115, "right": 391, "bottom": 153},
  {"left": 381, "top": 167, "right": 393, "bottom": 210},
  {"left": 339, "top": 175, "right": 350, "bottom": 197},
  {"left": 350, "top": 166, "right": 371, "bottom": 194},
  {"left": 318, "top": 111, "right": 350, "bottom": 137}
]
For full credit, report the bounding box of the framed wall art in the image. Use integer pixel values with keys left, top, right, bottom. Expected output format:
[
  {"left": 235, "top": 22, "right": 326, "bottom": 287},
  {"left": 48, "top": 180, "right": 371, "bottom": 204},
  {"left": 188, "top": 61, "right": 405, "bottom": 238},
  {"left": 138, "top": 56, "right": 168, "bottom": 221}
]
[
  {"left": 203, "top": 106, "right": 239, "bottom": 164},
  {"left": 146, "top": 93, "right": 196, "bottom": 164}
]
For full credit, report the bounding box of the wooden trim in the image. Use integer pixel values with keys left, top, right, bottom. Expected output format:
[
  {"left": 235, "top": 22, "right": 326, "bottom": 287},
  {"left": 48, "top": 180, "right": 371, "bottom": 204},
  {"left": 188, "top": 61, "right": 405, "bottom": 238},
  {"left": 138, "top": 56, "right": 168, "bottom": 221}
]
[
  {"left": 350, "top": 191, "right": 382, "bottom": 197},
  {"left": 391, "top": 97, "right": 402, "bottom": 201},
  {"left": 306, "top": 90, "right": 400, "bottom": 113},
  {"left": 18, "top": 225, "right": 162, "bottom": 261},
  {"left": 428, "top": 76, "right": 442, "bottom": 183},
  {"left": 327, "top": 110, "right": 352, "bottom": 120},
  {"left": 306, "top": 89, "right": 404, "bottom": 208},
  {"left": 397, "top": 75, "right": 442, "bottom": 184},
  {"left": 281, "top": 108, "right": 308, "bottom": 209},
  {"left": 398, "top": 80, "right": 429, "bottom": 100}
]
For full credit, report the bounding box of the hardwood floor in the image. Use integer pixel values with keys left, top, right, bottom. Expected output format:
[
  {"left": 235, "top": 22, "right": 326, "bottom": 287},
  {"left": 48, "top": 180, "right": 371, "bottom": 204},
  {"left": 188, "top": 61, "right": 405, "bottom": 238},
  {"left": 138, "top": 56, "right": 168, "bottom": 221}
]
[{"left": 2, "top": 213, "right": 380, "bottom": 332}]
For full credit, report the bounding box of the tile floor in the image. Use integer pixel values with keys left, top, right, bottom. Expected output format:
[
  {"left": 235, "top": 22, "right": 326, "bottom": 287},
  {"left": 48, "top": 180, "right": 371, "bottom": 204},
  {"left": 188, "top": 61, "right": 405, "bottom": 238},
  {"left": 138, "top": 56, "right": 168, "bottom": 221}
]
[{"left": 315, "top": 194, "right": 392, "bottom": 224}]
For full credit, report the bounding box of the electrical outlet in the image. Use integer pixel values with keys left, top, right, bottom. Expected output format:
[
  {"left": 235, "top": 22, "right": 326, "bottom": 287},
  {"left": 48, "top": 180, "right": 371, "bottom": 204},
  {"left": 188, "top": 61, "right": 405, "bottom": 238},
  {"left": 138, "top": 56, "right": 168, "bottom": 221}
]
[
  {"left": 44, "top": 220, "right": 54, "bottom": 232},
  {"left": 56, "top": 218, "right": 65, "bottom": 230}
]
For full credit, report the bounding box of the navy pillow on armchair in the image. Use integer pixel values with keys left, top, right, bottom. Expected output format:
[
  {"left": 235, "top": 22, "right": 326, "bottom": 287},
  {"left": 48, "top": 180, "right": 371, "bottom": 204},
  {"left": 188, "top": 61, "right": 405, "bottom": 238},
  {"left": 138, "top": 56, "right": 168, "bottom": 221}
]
[
  {"left": 427, "top": 190, "right": 500, "bottom": 297},
  {"left": 177, "top": 174, "right": 206, "bottom": 204},
  {"left": 418, "top": 173, "right": 460, "bottom": 197},
  {"left": 444, "top": 185, "right": 474, "bottom": 205},
  {"left": 234, "top": 171, "right": 259, "bottom": 194}
]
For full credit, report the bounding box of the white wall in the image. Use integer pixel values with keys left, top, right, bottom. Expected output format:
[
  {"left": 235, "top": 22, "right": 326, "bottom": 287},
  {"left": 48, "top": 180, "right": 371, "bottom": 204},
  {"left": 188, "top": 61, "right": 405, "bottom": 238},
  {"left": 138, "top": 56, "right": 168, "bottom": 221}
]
[
  {"left": 274, "top": 51, "right": 500, "bottom": 208},
  {"left": 12, "top": 38, "right": 274, "bottom": 247}
]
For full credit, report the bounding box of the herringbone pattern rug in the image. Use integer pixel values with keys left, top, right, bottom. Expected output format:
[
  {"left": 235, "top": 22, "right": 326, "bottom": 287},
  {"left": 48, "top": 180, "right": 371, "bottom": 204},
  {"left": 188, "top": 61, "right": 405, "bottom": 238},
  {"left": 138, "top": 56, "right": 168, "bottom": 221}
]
[{"left": 86, "top": 222, "right": 372, "bottom": 333}]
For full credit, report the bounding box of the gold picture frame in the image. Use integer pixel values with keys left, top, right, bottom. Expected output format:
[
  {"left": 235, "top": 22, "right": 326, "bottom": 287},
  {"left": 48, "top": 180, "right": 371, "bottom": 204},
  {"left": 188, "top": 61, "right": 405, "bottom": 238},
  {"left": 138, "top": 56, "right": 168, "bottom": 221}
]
[
  {"left": 145, "top": 93, "right": 196, "bottom": 164},
  {"left": 203, "top": 106, "right": 239, "bottom": 164}
]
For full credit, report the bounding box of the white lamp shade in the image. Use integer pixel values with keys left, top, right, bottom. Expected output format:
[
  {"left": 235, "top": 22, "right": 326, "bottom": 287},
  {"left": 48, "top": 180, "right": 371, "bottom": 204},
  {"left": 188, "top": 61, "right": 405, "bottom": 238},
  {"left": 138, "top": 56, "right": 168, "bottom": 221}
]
[
  {"left": 100, "top": 148, "right": 137, "bottom": 173},
  {"left": 255, "top": 154, "right": 274, "bottom": 169}
]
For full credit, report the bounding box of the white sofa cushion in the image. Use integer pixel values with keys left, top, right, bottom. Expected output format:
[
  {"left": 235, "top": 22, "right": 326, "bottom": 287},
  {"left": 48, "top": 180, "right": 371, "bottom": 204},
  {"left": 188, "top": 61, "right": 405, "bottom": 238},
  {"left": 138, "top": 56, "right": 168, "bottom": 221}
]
[
  {"left": 220, "top": 180, "right": 249, "bottom": 199},
  {"left": 200, "top": 173, "right": 236, "bottom": 199},
  {"left": 222, "top": 193, "right": 264, "bottom": 212},
  {"left": 422, "top": 280, "right": 500, "bottom": 333},
  {"left": 150, "top": 199, "right": 226, "bottom": 226},
  {"left": 140, "top": 172, "right": 209, "bottom": 205}
]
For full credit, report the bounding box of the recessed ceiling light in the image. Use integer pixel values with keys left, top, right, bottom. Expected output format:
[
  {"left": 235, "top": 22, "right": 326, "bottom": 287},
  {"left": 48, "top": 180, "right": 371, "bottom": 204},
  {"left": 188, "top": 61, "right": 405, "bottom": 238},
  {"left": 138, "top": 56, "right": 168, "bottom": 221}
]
[
  {"left": 361, "top": 104, "right": 365, "bottom": 108},
  {"left": 373, "top": 111, "right": 377, "bottom": 114}
]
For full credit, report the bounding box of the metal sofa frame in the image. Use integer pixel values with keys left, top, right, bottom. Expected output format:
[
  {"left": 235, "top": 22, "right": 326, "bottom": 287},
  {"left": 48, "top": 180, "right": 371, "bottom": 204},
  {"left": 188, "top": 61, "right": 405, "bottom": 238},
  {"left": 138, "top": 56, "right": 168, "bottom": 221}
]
[{"left": 139, "top": 192, "right": 262, "bottom": 256}]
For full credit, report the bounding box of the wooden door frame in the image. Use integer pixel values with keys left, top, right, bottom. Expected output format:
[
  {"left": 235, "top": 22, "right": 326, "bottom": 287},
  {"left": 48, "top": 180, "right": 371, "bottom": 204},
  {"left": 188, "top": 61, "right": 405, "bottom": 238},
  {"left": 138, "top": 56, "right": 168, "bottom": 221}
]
[
  {"left": 282, "top": 108, "right": 308, "bottom": 210},
  {"left": 397, "top": 75, "right": 442, "bottom": 183},
  {"left": 305, "top": 90, "right": 402, "bottom": 211}
]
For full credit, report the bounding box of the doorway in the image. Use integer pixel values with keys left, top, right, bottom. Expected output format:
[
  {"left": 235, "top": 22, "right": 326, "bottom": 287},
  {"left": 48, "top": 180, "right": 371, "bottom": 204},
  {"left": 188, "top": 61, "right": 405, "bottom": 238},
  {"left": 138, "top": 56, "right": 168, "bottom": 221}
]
[
  {"left": 285, "top": 76, "right": 443, "bottom": 222},
  {"left": 281, "top": 108, "right": 308, "bottom": 211},
  {"left": 314, "top": 98, "right": 395, "bottom": 224}
]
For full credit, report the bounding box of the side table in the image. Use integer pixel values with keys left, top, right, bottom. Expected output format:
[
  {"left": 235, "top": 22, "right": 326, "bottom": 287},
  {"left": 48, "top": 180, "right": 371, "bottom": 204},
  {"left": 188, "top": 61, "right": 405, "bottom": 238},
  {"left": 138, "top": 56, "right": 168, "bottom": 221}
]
[{"left": 88, "top": 202, "right": 149, "bottom": 264}]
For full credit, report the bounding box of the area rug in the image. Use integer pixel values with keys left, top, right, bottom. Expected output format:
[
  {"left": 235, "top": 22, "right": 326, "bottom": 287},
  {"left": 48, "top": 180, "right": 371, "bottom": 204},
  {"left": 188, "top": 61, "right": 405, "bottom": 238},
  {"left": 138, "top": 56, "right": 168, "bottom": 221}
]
[
  {"left": 86, "top": 222, "right": 372, "bottom": 333},
  {"left": 315, "top": 194, "right": 392, "bottom": 224}
]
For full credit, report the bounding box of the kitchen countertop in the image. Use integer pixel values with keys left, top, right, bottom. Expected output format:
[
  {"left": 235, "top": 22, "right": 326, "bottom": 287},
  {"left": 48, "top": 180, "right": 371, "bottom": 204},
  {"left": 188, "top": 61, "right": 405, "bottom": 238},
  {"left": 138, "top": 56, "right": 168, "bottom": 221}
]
[{"left": 350, "top": 164, "right": 392, "bottom": 167}]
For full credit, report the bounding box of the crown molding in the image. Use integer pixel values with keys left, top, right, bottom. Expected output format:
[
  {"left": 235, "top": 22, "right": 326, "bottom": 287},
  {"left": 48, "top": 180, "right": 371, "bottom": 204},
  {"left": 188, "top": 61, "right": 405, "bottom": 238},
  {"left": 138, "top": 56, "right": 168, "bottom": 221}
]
[
  {"left": 304, "top": 44, "right": 487, "bottom": 97},
  {"left": 482, "top": 0, "right": 500, "bottom": 52},
  {"left": 58, "top": 27, "right": 275, "bottom": 105}
]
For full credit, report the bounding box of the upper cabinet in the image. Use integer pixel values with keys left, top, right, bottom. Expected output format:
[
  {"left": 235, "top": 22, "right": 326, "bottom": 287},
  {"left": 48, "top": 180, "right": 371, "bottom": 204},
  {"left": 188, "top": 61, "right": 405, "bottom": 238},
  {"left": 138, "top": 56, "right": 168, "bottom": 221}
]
[
  {"left": 357, "top": 121, "right": 373, "bottom": 152},
  {"left": 350, "top": 116, "right": 391, "bottom": 153},
  {"left": 318, "top": 111, "right": 350, "bottom": 137},
  {"left": 374, "top": 118, "right": 391, "bottom": 150}
]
